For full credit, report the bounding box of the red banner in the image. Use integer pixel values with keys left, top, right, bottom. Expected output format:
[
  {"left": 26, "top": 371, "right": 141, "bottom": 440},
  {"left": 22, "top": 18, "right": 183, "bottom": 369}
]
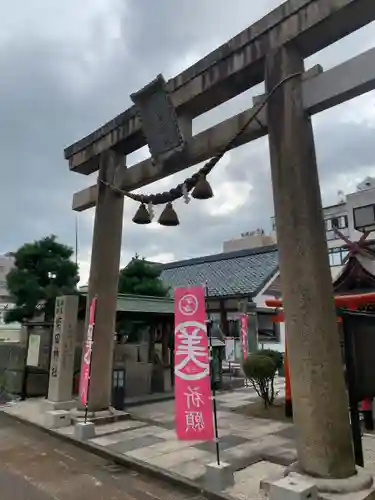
[
  {"left": 79, "top": 296, "right": 97, "bottom": 406},
  {"left": 240, "top": 314, "right": 248, "bottom": 359},
  {"left": 174, "top": 286, "right": 214, "bottom": 441},
  {"left": 284, "top": 343, "right": 292, "bottom": 403}
]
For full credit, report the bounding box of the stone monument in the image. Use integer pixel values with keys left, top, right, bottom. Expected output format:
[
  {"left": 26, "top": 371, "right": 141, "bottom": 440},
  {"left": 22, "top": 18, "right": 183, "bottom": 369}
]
[{"left": 45, "top": 295, "right": 79, "bottom": 417}]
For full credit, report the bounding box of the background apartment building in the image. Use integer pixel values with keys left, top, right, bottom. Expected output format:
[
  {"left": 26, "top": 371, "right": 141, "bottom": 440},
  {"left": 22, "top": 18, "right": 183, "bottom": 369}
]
[
  {"left": 0, "top": 254, "right": 21, "bottom": 342},
  {"left": 222, "top": 229, "right": 276, "bottom": 253},
  {"left": 0, "top": 254, "right": 15, "bottom": 321},
  {"left": 222, "top": 176, "right": 375, "bottom": 287},
  {"left": 269, "top": 176, "right": 375, "bottom": 280}
]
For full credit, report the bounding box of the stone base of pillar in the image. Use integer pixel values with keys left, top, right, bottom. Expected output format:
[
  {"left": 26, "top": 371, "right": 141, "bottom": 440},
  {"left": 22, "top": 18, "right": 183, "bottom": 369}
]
[
  {"left": 70, "top": 407, "right": 130, "bottom": 426},
  {"left": 268, "top": 476, "right": 318, "bottom": 500},
  {"left": 44, "top": 410, "right": 71, "bottom": 429},
  {"left": 43, "top": 399, "right": 76, "bottom": 412},
  {"left": 204, "top": 462, "right": 234, "bottom": 492},
  {"left": 74, "top": 422, "right": 96, "bottom": 441},
  {"left": 261, "top": 464, "right": 375, "bottom": 500}
]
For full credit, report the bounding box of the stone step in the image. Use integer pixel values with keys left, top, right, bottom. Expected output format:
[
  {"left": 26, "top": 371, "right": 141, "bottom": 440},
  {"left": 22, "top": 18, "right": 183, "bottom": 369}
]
[{"left": 70, "top": 408, "right": 131, "bottom": 426}]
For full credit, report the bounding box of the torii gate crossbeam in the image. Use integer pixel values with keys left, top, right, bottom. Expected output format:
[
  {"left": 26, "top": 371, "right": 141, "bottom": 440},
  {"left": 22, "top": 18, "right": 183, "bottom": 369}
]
[{"left": 73, "top": 48, "right": 375, "bottom": 212}]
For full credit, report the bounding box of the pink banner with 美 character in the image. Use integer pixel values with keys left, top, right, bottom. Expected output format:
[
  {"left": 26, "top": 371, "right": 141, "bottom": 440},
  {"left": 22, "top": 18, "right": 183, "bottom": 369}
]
[
  {"left": 174, "top": 286, "right": 214, "bottom": 441},
  {"left": 240, "top": 314, "right": 248, "bottom": 360},
  {"left": 79, "top": 295, "right": 97, "bottom": 406}
]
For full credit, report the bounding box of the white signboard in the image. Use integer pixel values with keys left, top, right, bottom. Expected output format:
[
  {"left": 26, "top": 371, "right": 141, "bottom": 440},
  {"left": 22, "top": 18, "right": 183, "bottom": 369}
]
[
  {"left": 235, "top": 340, "right": 242, "bottom": 361},
  {"left": 225, "top": 337, "right": 236, "bottom": 362},
  {"left": 27, "top": 334, "right": 41, "bottom": 367}
]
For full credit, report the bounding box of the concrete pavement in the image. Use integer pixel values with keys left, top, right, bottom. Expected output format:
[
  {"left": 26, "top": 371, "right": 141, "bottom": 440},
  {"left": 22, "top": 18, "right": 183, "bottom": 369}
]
[
  {"left": 2, "top": 380, "right": 295, "bottom": 499},
  {"left": 5, "top": 380, "right": 375, "bottom": 499},
  {"left": 0, "top": 411, "right": 204, "bottom": 500}
]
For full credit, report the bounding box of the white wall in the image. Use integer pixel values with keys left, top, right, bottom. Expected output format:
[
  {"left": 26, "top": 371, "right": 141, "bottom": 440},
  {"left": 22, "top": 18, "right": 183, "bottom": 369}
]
[
  {"left": 330, "top": 265, "right": 344, "bottom": 281},
  {"left": 0, "top": 255, "right": 14, "bottom": 298},
  {"left": 223, "top": 233, "right": 275, "bottom": 252},
  {"left": 323, "top": 203, "right": 348, "bottom": 249},
  {"left": 0, "top": 327, "right": 21, "bottom": 342},
  {"left": 0, "top": 255, "right": 21, "bottom": 331},
  {"left": 346, "top": 187, "right": 375, "bottom": 241},
  {"left": 254, "top": 288, "right": 285, "bottom": 353}
]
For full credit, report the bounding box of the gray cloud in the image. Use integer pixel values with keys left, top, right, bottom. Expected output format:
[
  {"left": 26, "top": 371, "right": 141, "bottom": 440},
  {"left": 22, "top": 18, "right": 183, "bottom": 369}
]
[{"left": 0, "top": 1, "right": 374, "bottom": 282}]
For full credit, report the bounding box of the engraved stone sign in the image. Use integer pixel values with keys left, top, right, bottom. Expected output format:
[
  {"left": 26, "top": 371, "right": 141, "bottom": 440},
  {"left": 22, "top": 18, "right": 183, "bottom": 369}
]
[{"left": 47, "top": 295, "right": 79, "bottom": 407}]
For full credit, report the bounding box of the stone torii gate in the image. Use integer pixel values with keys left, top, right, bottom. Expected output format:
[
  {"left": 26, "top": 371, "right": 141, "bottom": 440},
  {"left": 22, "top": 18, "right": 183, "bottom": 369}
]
[{"left": 65, "top": 0, "right": 375, "bottom": 486}]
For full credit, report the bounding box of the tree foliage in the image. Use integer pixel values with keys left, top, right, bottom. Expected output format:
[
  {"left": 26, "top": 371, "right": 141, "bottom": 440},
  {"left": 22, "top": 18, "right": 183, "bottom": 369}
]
[
  {"left": 118, "top": 255, "right": 169, "bottom": 297},
  {"left": 5, "top": 235, "right": 79, "bottom": 324},
  {"left": 116, "top": 256, "right": 169, "bottom": 340}
]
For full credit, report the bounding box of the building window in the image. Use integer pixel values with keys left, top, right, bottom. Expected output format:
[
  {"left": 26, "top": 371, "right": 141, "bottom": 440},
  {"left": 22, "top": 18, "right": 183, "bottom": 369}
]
[
  {"left": 325, "top": 215, "right": 348, "bottom": 232},
  {"left": 328, "top": 247, "right": 349, "bottom": 267},
  {"left": 228, "top": 319, "right": 240, "bottom": 338},
  {"left": 339, "top": 215, "right": 348, "bottom": 229},
  {"left": 331, "top": 217, "right": 339, "bottom": 229},
  {"left": 325, "top": 215, "right": 348, "bottom": 241}
]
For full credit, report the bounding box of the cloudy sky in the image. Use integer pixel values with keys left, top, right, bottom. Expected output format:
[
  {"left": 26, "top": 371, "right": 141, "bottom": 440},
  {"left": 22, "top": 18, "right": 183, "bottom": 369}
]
[{"left": 1, "top": 0, "right": 375, "bottom": 284}]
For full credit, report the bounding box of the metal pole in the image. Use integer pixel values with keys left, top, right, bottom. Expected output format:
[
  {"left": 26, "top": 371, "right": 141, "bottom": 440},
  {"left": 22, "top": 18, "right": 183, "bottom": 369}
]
[
  {"left": 342, "top": 311, "right": 364, "bottom": 467},
  {"left": 204, "top": 283, "right": 220, "bottom": 466},
  {"left": 21, "top": 328, "right": 31, "bottom": 401},
  {"left": 45, "top": 324, "right": 53, "bottom": 399}
]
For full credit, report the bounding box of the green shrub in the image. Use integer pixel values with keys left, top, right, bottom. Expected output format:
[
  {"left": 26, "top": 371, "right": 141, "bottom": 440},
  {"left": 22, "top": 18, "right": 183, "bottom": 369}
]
[
  {"left": 244, "top": 354, "right": 276, "bottom": 379},
  {"left": 243, "top": 353, "right": 278, "bottom": 407},
  {"left": 257, "top": 349, "right": 283, "bottom": 371}
]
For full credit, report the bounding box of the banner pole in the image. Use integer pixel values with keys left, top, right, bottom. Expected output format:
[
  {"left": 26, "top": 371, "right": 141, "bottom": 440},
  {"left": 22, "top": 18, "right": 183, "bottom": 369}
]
[
  {"left": 240, "top": 314, "right": 249, "bottom": 387},
  {"left": 84, "top": 294, "right": 98, "bottom": 424},
  {"left": 204, "top": 283, "right": 221, "bottom": 466}
]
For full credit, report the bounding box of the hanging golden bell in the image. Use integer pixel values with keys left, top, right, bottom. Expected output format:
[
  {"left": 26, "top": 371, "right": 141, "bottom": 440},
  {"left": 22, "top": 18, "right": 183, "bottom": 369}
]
[
  {"left": 191, "top": 174, "right": 214, "bottom": 200},
  {"left": 132, "top": 203, "right": 151, "bottom": 224},
  {"left": 158, "top": 202, "right": 180, "bottom": 226}
]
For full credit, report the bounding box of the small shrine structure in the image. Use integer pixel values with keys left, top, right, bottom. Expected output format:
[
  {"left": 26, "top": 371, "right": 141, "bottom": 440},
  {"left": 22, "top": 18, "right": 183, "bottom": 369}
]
[{"left": 332, "top": 229, "right": 375, "bottom": 295}]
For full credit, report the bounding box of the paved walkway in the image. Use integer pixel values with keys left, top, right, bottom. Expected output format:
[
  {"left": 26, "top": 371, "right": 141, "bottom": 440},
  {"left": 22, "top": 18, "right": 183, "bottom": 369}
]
[
  {"left": 3, "top": 379, "right": 375, "bottom": 500},
  {"left": 0, "top": 411, "right": 199, "bottom": 500},
  {"left": 1, "top": 379, "right": 294, "bottom": 499}
]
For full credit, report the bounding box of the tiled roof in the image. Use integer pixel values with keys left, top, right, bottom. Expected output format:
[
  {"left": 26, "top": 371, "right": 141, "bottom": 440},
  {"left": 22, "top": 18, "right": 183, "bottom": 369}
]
[{"left": 160, "top": 245, "right": 278, "bottom": 298}]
